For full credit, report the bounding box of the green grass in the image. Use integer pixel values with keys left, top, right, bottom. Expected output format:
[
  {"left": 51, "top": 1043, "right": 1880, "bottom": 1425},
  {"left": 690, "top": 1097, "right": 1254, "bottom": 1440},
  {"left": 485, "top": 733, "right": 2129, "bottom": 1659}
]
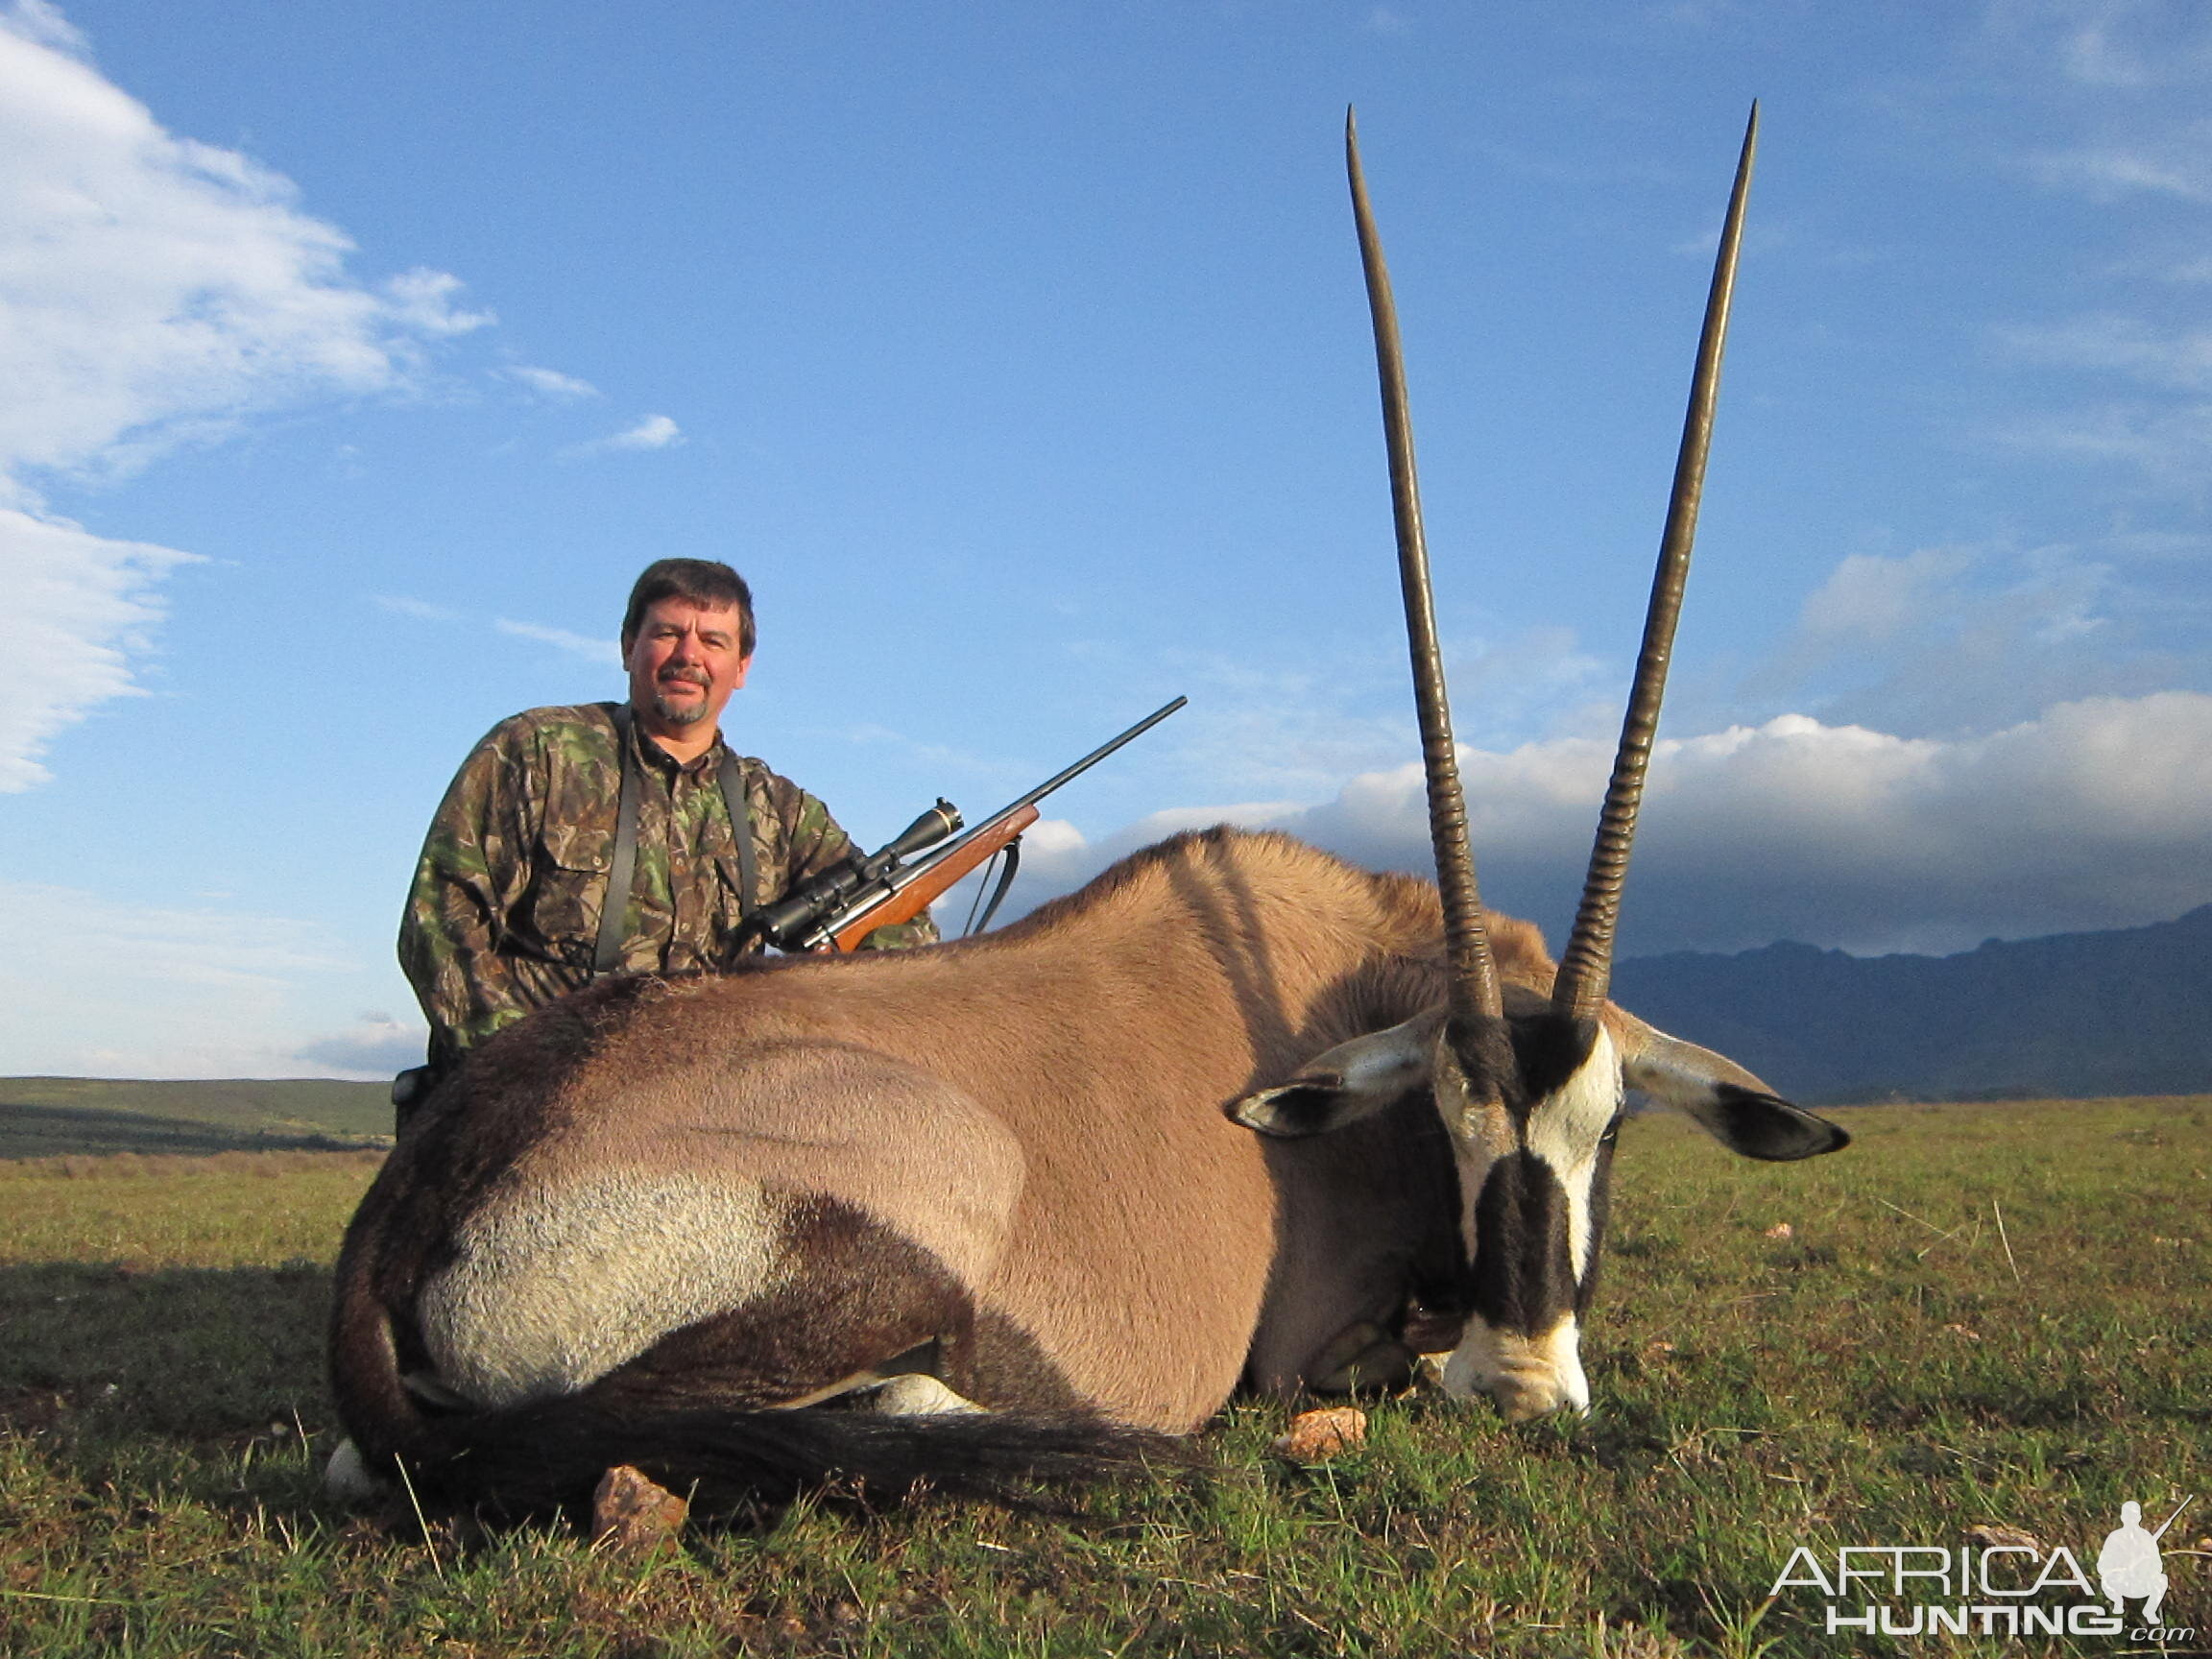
[
  {"left": 0, "top": 1077, "right": 393, "bottom": 1160},
  {"left": 2, "top": 1099, "right": 2206, "bottom": 1656}
]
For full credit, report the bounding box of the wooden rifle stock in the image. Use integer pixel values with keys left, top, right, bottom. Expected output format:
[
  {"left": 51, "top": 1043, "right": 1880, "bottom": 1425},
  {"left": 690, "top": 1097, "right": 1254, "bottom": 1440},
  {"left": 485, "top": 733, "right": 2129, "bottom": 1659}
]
[{"left": 828, "top": 803, "right": 1041, "bottom": 951}]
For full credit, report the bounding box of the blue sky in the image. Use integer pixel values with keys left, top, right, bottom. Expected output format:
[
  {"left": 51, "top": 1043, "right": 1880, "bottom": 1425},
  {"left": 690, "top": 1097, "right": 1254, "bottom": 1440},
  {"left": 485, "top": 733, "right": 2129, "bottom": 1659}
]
[{"left": 1, "top": 0, "right": 2207, "bottom": 1078}]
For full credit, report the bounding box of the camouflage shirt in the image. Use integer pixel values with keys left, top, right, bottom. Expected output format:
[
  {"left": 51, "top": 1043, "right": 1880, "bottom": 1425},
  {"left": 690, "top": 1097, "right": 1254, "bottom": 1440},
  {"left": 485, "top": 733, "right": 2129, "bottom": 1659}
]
[{"left": 399, "top": 702, "right": 936, "bottom": 1065}]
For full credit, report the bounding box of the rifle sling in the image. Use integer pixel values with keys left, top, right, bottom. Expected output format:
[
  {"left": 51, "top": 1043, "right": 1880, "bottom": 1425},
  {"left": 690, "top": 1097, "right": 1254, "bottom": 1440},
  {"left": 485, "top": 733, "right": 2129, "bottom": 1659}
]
[
  {"left": 719, "top": 750, "right": 757, "bottom": 926},
  {"left": 592, "top": 706, "right": 643, "bottom": 978},
  {"left": 972, "top": 836, "right": 1022, "bottom": 936},
  {"left": 592, "top": 706, "right": 757, "bottom": 979}
]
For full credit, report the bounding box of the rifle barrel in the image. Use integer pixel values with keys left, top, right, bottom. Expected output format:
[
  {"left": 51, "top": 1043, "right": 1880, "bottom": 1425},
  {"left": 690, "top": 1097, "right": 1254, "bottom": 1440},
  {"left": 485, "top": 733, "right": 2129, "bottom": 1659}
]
[
  {"left": 809, "top": 695, "right": 1187, "bottom": 945},
  {"left": 995, "top": 695, "right": 1188, "bottom": 823},
  {"left": 902, "top": 695, "right": 1186, "bottom": 875}
]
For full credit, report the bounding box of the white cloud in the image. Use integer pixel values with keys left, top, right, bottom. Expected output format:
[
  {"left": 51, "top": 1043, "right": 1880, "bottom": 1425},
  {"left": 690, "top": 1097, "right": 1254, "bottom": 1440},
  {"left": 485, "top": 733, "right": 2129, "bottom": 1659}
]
[
  {"left": 1996, "top": 312, "right": 2212, "bottom": 393},
  {"left": 374, "top": 593, "right": 461, "bottom": 624},
  {"left": 501, "top": 363, "right": 598, "bottom": 402},
  {"left": 296, "top": 1013, "right": 425, "bottom": 1077},
  {"left": 985, "top": 694, "right": 2212, "bottom": 960},
  {"left": 3, "top": 0, "right": 82, "bottom": 55},
  {"left": 612, "top": 414, "right": 682, "bottom": 449},
  {"left": 1989, "top": 0, "right": 2212, "bottom": 95},
  {"left": 382, "top": 268, "right": 493, "bottom": 337},
  {"left": 2052, "top": 3, "right": 2212, "bottom": 90},
  {"left": 1988, "top": 398, "right": 2212, "bottom": 490},
  {"left": 1052, "top": 626, "right": 1613, "bottom": 813},
  {"left": 0, "top": 5, "right": 490, "bottom": 789},
  {"left": 1794, "top": 546, "right": 1981, "bottom": 649},
  {"left": 1734, "top": 541, "right": 2211, "bottom": 738},
  {"left": 0, "top": 878, "right": 379, "bottom": 1077},
  {"left": 0, "top": 17, "right": 487, "bottom": 482},
  {"left": 563, "top": 413, "right": 683, "bottom": 457},
  {"left": 0, "top": 508, "right": 195, "bottom": 790},
  {"left": 2056, "top": 18, "right": 2150, "bottom": 87},
  {"left": 2032, "top": 137, "right": 2212, "bottom": 204},
  {"left": 495, "top": 617, "right": 614, "bottom": 663}
]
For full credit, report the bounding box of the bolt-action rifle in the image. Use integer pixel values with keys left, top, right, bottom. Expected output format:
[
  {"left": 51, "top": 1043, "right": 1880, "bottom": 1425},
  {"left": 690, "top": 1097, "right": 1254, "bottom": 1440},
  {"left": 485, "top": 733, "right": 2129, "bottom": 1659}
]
[{"left": 748, "top": 695, "right": 1187, "bottom": 952}]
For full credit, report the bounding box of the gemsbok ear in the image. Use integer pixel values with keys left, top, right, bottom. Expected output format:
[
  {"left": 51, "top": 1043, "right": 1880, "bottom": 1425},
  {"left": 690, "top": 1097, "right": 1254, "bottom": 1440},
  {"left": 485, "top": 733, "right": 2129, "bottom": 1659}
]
[
  {"left": 1228, "top": 1007, "right": 1446, "bottom": 1139},
  {"left": 1620, "top": 1027, "right": 1850, "bottom": 1162},
  {"left": 1689, "top": 1084, "right": 1851, "bottom": 1162}
]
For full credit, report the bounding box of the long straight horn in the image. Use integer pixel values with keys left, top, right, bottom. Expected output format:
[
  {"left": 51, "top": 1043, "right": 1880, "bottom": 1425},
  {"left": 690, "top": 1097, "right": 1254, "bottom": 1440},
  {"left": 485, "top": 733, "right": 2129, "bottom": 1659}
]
[
  {"left": 1553, "top": 103, "right": 1759, "bottom": 1020},
  {"left": 1347, "top": 108, "right": 1502, "bottom": 1024}
]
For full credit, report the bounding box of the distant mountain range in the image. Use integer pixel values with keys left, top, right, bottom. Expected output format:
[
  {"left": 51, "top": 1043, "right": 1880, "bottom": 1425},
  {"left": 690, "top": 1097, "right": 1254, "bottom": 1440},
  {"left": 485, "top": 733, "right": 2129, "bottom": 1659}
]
[{"left": 1610, "top": 905, "right": 2212, "bottom": 1104}]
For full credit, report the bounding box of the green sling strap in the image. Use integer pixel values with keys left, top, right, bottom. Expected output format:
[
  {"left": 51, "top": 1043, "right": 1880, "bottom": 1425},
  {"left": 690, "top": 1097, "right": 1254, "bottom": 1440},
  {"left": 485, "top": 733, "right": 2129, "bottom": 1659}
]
[{"left": 592, "top": 704, "right": 755, "bottom": 978}]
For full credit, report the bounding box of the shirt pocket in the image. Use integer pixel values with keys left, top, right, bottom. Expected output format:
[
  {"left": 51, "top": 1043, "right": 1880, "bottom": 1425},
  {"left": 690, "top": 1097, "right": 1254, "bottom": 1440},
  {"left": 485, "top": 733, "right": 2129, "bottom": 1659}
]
[{"left": 521, "top": 824, "right": 617, "bottom": 965}]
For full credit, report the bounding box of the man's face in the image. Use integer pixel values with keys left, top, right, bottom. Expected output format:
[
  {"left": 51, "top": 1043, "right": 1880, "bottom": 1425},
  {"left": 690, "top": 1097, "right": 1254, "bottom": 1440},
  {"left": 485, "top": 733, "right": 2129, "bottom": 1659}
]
[{"left": 623, "top": 598, "right": 752, "bottom": 733}]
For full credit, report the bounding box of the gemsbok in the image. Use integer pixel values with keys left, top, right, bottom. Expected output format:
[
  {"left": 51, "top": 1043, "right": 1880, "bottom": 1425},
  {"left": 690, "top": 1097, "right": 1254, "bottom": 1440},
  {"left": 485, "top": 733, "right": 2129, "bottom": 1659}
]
[
  {"left": 1228, "top": 103, "right": 1849, "bottom": 1421},
  {"left": 325, "top": 106, "right": 1846, "bottom": 1518}
]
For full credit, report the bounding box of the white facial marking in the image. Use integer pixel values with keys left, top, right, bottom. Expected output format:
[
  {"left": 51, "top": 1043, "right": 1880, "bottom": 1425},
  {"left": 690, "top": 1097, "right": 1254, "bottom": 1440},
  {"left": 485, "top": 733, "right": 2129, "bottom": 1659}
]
[
  {"left": 416, "top": 1171, "right": 788, "bottom": 1408},
  {"left": 1431, "top": 1026, "right": 1618, "bottom": 1422},
  {"left": 1522, "top": 1024, "right": 1622, "bottom": 1282},
  {"left": 1440, "top": 1313, "right": 1591, "bottom": 1421}
]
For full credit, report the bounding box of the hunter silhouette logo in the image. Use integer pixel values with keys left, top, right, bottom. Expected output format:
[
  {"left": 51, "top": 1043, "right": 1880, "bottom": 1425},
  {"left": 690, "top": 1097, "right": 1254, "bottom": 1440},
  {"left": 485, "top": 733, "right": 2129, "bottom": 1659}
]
[{"left": 2100, "top": 1498, "right": 2190, "bottom": 1626}]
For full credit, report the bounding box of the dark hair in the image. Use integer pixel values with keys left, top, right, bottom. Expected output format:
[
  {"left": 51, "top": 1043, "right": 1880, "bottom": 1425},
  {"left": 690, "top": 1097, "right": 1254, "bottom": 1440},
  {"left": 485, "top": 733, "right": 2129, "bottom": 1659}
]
[{"left": 620, "top": 559, "right": 756, "bottom": 656}]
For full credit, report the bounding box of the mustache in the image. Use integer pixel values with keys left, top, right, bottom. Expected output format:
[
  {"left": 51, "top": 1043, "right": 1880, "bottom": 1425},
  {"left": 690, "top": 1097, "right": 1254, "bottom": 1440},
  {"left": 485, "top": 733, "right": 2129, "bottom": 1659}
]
[{"left": 657, "top": 668, "right": 709, "bottom": 686}]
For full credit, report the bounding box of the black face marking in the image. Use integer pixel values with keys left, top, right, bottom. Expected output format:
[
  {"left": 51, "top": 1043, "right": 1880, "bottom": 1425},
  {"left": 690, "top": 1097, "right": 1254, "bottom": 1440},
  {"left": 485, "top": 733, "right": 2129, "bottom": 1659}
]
[
  {"left": 1441, "top": 1013, "right": 1519, "bottom": 1114},
  {"left": 1509, "top": 1011, "right": 1604, "bottom": 1117},
  {"left": 1712, "top": 1085, "right": 1853, "bottom": 1161},
  {"left": 1468, "top": 1150, "right": 1576, "bottom": 1337},
  {"left": 1445, "top": 1010, "right": 1602, "bottom": 1129}
]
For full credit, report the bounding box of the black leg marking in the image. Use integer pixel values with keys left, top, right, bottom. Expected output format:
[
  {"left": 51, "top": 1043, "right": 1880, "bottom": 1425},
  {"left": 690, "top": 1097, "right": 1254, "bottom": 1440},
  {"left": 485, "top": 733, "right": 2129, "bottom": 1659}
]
[
  {"left": 961, "top": 1312, "right": 1086, "bottom": 1414},
  {"left": 580, "top": 1197, "right": 1082, "bottom": 1417},
  {"left": 593, "top": 1197, "right": 976, "bottom": 1411}
]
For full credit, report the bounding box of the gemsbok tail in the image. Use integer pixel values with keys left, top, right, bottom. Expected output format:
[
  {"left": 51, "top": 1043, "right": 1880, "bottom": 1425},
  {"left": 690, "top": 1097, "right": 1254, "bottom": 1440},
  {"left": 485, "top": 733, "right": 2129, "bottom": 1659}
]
[{"left": 328, "top": 1264, "right": 1183, "bottom": 1522}]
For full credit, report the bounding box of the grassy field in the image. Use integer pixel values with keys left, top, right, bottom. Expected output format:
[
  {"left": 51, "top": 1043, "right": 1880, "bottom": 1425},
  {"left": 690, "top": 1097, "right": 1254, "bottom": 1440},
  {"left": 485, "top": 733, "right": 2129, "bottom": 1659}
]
[{"left": 1, "top": 1097, "right": 2205, "bottom": 1657}]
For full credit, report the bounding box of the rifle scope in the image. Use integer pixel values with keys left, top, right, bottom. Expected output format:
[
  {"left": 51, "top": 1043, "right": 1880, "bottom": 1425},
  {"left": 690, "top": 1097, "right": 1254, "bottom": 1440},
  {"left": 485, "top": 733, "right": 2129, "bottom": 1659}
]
[{"left": 749, "top": 799, "right": 962, "bottom": 949}]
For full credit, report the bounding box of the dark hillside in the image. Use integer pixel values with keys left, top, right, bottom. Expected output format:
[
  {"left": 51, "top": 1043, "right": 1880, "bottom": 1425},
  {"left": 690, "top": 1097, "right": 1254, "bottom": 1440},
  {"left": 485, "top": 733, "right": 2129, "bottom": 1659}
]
[
  {"left": 0, "top": 1077, "right": 391, "bottom": 1158},
  {"left": 1611, "top": 904, "right": 2212, "bottom": 1103}
]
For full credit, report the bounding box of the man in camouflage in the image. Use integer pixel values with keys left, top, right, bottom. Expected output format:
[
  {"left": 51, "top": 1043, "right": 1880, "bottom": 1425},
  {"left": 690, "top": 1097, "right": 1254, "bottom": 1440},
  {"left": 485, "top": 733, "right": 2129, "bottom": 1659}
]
[{"left": 398, "top": 558, "right": 934, "bottom": 1086}]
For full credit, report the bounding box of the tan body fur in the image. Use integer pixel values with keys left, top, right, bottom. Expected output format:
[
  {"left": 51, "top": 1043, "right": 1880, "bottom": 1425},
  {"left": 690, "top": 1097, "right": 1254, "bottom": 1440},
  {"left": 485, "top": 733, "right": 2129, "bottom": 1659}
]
[{"left": 330, "top": 828, "right": 1785, "bottom": 1490}]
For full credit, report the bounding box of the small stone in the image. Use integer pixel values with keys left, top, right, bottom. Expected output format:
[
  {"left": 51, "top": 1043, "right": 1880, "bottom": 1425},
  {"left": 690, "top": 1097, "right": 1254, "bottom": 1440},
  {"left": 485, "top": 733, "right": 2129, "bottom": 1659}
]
[
  {"left": 1271, "top": 1407, "right": 1368, "bottom": 1463},
  {"left": 591, "top": 1464, "right": 687, "bottom": 1553},
  {"left": 1964, "top": 1523, "right": 2042, "bottom": 1552}
]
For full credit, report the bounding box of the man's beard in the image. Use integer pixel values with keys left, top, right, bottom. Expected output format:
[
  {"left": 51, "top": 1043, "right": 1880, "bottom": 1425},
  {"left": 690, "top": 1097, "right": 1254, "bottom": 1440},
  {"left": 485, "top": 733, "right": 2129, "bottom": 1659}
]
[{"left": 651, "top": 680, "right": 712, "bottom": 726}]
